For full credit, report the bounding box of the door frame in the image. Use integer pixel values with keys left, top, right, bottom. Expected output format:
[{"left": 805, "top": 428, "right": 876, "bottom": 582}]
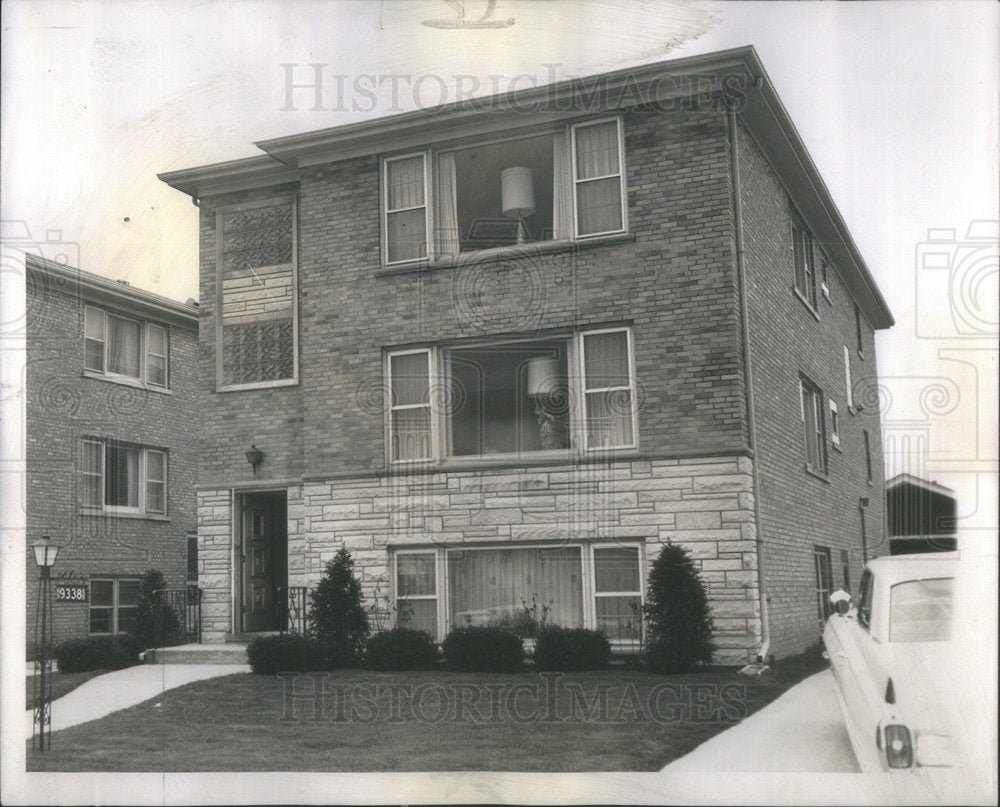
[{"left": 232, "top": 489, "right": 288, "bottom": 634}]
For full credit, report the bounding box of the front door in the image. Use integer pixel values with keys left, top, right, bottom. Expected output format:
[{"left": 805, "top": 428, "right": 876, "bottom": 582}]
[{"left": 239, "top": 492, "right": 287, "bottom": 632}]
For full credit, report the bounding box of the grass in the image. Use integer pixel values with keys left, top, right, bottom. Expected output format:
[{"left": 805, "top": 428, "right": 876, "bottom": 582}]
[
  {"left": 27, "top": 648, "right": 827, "bottom": 772},
  {"left": 25, "top": 670, "right": 107, "bottom": 711}
]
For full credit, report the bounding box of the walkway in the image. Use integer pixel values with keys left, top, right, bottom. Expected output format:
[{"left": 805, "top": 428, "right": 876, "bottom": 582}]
[{"left": 25, "top": 663, "right": 249, "bottom": 738}]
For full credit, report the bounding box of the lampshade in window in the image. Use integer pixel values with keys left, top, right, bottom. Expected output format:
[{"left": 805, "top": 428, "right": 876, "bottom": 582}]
[
  {"left": 527, "top": 357, "right": 560, "bottom": 396},
  {"left": 501, "top": 167, "right": 536, "bottom": 219}
]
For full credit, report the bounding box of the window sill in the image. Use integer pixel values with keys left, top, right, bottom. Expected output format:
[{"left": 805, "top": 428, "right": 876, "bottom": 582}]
[
  {"left": 832, "top": 441, "right": 843, "bottom": 453},
  {"left": 79, "top": 508, "right": 171, "bottom": 522},
  {"left": 82, "top": 371, "right": 171, "bottom": 395},
  {"left": 381, "top": 448, "right": 645, "bottom": 476},
  {"left": 376, "top": 232, "right": 636, "bottom": 277},
  {"left": 216, "top": 377, "right": 299, "bottom": 393},
  {"left": 793, "top": 289, "right": 821, "bottom": 321},
  {"left": 803, "top": 465, "right": 829, "bottom": 483}
]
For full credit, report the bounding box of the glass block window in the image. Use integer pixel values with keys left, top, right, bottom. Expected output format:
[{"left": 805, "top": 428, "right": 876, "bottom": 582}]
[{"left": 217, "top": 199, "right": 297, "bottom": 388}]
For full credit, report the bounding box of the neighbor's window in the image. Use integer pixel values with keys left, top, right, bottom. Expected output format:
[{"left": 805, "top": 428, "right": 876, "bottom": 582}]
[
  {"left": 819, "top": 253, "right": 831, "bottom": 298},
  {"left": 89, "top": 577, "right": 140, "bottom": 635},
  {"left": 395, "top": 552, "right": 438, "bottom": 639},
  {"left": 863, "top": 429, "right": 873, "bottom": 483},
  {"left": 217, "top": 198, "right": 297, "bottom": 389},
  {"left": 382, "top": 119, "right": 626, "bottom": 265},
  {"left": 855, "top": 304, "right": 864, "bottom": 356},
  {"left": 844, "top": 345, "right": 854, "bottom": 411},
  {"left": 800, "top": 378, "right": 827, "bottom": 474},
  {"left": 889, "top": 577, "right": 954, "bottom": 642},
  {"left": 830, "top": 400, "right": 841, "bottom": 448},
  {"left": 387, "top": 327, "right": 637, "bottom": 463},
  {"left": 813, "top": 546, "right": 833, "bottom": 628},
  {"left": 82, "top": 439, "right": 167, "bottom": 515},
  {"left": 792, "top": 217, "right": 817, "bottom": 307},
  {"left": 85, "top": 305, "right": 169, "bottom": 387}
]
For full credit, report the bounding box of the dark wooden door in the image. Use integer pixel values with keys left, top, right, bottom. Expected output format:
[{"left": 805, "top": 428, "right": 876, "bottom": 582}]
[{"left": 241, "top": 496, "right": 284, "bottom": 632}]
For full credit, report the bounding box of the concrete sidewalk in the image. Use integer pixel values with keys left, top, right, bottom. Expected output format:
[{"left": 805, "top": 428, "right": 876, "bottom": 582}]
[
  {"left": 25, "top": 663, "right": 249, "bottom": 738},
  {"left": 663, "top": 669, "right": 859, "bottom": 772}
]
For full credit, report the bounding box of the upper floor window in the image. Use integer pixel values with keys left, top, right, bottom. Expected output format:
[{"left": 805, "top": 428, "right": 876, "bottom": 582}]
[
  {"left": 386, "top": 326, "right": 637, "bottom": 463},
  {"left": 863, "top": 429, "right": 873, "bottom": 483},
  {"left": 819, "top": 252, "right": 831, "bottom": 299},
  {"left": 382, "top": 118, "right": 627, "bottom": 266},
  {"left": 800, "top": 376, "right": 827, "bottom": 475},
  {"left": 82, "top": 438, "right": 167, "bottom": 516},
  {"left": 216, "top": 198, "right": 298, "bottom": 390},
  {"left": 792, "top": 215, "right": 817, "bottom": 308},
  {"left": 85, "top": 305, "right": 169, "bottom": 388}
]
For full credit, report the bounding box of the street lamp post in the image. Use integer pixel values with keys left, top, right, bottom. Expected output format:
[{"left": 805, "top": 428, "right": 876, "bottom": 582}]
[{"left": 32, "top": 535, "right": 60, "bottom": 751}]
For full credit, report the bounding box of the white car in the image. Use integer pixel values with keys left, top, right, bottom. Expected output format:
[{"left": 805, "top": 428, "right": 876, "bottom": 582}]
[{"left": 824, "top": 553, "right": 965, "bottom": 774}]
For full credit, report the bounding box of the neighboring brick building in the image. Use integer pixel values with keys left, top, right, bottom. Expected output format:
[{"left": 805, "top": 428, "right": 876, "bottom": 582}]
[
  {"left": 25, "top": 254, "right": 198, "bottom": 649},
  {"left": 886, "top": 473, "right": 957, "bottom": 554},
  {"left": 160, "top": 46, "right": 893, "bottom": 663}
]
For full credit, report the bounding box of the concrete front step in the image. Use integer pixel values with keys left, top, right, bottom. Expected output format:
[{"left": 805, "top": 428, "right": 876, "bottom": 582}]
[{"left": 144, "top": 643, "right": 248, "bottom": 665}]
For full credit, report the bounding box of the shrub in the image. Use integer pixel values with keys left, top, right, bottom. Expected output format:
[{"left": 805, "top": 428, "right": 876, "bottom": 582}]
[
  {"left": 442, "top": 626, "right": 524, "bottom": 673},
  {"left": 532, "top": 626, "right": 611, "bottom": 671},
  {"left": 54, "top": 635, "right": 141, "bottom": 673},
  {"left": 246, "top": 634, "right": 327, "bottom": 675},
  {"left": 364, "top": 628, "right": 439, "bottom": 671},
  {"left": 132, "top": 569, "right": 182, "bottom": 649},
  {"left": 307, "top": 548, "right": 370, "bottom": 667},
  {"left": 643, "top": 544, "right": 715, "bottom": 673}
]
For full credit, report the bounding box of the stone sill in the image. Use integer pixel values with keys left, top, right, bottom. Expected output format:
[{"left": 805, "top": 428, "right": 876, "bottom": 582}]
[
  {"left": 375, "top": 232, "right": 636, "bottom": 277},
  {"left": 82, "top": 370, "right": 172, "bottom": 395},
  {"left": 79, "top": 508, "right": 171, "bottom": 522}
]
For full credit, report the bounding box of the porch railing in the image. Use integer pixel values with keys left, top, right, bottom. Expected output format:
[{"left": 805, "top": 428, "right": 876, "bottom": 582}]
[
  {"left": 281, "top": 586, "right": 308, "bottom": 635},
  {"left": 154, "top": 586, "right": 202, "bottom": 645}
]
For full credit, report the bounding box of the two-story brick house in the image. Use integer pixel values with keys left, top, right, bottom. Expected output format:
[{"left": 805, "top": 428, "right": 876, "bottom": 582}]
[
  {"left": 25, "top": 254, "right": 199, "bottom": 649},
  {"left": 160, "top": 46, "right": 892, "bottom": 663}
]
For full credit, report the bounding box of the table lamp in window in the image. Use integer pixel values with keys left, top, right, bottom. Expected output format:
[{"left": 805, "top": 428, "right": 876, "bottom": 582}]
[
  {"left": 501, "top": 167, "right": 535, "bottom": 244},
  {"left": 527, "top": 357, "right": 559, "bottom": 449}
]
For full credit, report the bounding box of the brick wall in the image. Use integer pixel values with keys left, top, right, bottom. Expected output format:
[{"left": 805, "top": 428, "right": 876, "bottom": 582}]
[
  {"left": 25, "top": 265, "right": 198, "bottom": 648},
  {"left": 736, "top": 121, "right": 887, "bottom": 658},
  {"left": 196, "top": 108, "right": 747, "bottom": 483}
]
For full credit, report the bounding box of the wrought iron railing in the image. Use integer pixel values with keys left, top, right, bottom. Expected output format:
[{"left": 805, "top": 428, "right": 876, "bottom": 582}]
[
  {"left": 154, "top": 586, "right": 202, "bottom": 646},
  {"left": 281, "top": 586, "right": 308, "bottom": 635}
]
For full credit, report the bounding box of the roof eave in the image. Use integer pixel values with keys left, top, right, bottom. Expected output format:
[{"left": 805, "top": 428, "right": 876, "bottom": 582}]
[{"left": 25, "top": 254, "right": 198, "bottom": 326}]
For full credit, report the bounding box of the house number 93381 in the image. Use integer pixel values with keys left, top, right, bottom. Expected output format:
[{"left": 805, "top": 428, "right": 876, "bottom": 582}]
[{"left": 55, "top": 585, "right": 88, "bottom": 602}]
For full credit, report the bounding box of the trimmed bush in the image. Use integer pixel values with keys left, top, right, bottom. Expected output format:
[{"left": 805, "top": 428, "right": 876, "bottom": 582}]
[
  {"left": 53, "top": 635, "right": 141, "bottom": 673},
  {"left": 442, "top": 626, "right": 524, "bottom": 673},
  {"left": 364, "top": 628, "right": 439, "bottom": 671},
  {"left": 643, "top": 544, "right": 715, "bottom": 673},
  {"left": 532, "top": 626, "right": 611, "bottom": 671},
  {"left": 308, "top": 548, "right": 370, "bottom": 667},
  {"left": 246, "top": 634, "right": 327, "bottom": 675},
  {"left": 133, "top": 569, "right": 181, "bottom": 649}
]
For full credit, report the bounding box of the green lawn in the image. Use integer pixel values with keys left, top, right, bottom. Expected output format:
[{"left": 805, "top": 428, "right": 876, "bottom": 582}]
[
  {"left": 25, "top": 670, "right": 107, "bottom": 711},
  {"left": 27, "top": 650, "right": 826, "bottom": 772}
]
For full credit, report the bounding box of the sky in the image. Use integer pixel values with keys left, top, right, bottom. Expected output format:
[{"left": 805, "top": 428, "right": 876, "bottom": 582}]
[{"left": 2, "top": 0, "right": 997, "bottom": 539}]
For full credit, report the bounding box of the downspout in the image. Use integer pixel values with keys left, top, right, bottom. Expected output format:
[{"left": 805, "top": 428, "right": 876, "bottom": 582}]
[{"left": 728, "top": 104, "right": 771, "bottom": 664}]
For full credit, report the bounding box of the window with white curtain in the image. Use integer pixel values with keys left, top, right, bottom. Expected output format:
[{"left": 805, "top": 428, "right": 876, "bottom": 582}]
[
  {"left": 82, "top": 439, "right": 167, "bottom": 515},
  {"left": 394, "top": 542, "right": 644, "bottom": 643},
  {"left": 386, "top": 326, "right": 637, "bottom": 463},
  {"left": 84, "top": 305, "right": 169, "bottom": 388},
  {"left": 382, "top": 118, "right": 626, "bottom": 265}
]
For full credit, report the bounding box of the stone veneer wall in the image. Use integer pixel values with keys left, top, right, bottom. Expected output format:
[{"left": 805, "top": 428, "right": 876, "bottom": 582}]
[{"left": 199, "top": 455, "right": 762, "bottom": 664}]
